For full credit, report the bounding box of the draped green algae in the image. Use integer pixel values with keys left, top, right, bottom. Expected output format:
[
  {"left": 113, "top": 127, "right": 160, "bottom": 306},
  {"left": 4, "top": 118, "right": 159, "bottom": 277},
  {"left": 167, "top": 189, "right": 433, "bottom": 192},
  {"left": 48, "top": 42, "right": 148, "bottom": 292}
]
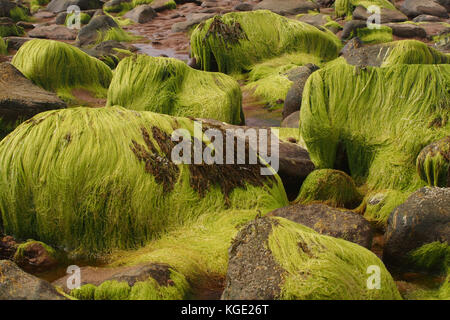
[
  {"left": 0, "top": 37, "right": 7, "bottom": 55},
  {"left": 382, "top": 40, "right": 450, "bottom": 67},
  {"left": 0, "top": 107, "right": 287, "bottom": 254},
  {"left": 300, "top": 63, "right": 450, "bottom": 224},
  {"left": 268, "top": 217, "right": 401, "bottom": 299},
  {"left": 416, "top": 136, "right": 449, "bottom": 187},
  {"left": 11, "top": 39, "right": 112, "bottom": 101},
  {"left": 335, "top": 0, "right": 396, "bottom": 18},
  {"left": 354, "top": 26, "right": 393, "bottom": 44},
  {"left": 107, "top": 55, "right": 243, "bottom": 124}
]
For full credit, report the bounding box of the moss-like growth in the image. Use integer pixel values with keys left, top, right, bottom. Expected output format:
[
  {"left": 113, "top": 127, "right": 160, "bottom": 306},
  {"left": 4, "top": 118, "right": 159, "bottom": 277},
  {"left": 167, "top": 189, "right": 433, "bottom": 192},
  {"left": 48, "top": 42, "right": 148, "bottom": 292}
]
[
  {"left": 94, "top": 280, "right": 131, "bottom": 300},
  {"left": 0, "top": 107, "right": 287, "bottom": 254},
  {"left": 13, "top": 240, "right": 57, "bottom": 261},
  {"left": 408, "top": 242, "right": 450, "bottom": 273},
  {"left": 0, "top": 37, "right": 7, "bottom": 55},
  {"left": 107, "top": 55, "right": 243, "bottom": 124},
  {"left": 11, "top": 39, "right": 113, "bottom": 101},
  {"left": 30, "top": 0, "right": 50, "bottom": 13},
  {"left": 295, "top": 169, "right": 362, "bottom": 209},
  {"left": 190, "top": 10, "right": 342, "bottom": 74},
  {"left": 300, "top": 63, "right": 449, "bottom": 224},
  {"left": 95, "top": 27, "right": 135, "bottom": 44},
  {"left": 0, "top": 23, "right": 24, "bottom": 37},
  {"left": 71, "top": 283, "right": 97, "bottom": 300},
  {"left": 354, "top": 26, "right": 393, "bottom": 44},
  {"left": 382, "top": 40, "right": 450, "bottom": 67},
  {"left": 268, "top": 217, "right": 401, "bottom": 299},
  {"left": 335, "top": 0, "right": 396, "bottom": 18},
  {"left": 416, "top": 136, "right": 450, "bottom": 187},
  {"left": 9, "top": 6, "right": 30, "bottom": 22}
]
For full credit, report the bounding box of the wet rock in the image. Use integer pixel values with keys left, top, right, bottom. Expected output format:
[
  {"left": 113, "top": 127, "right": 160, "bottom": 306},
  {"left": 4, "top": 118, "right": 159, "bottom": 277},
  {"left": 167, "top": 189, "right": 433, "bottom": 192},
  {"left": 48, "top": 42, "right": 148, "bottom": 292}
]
[
  {"left": 0, "top": 260, "right": 66, "bottom": 300},
  {"left": 296, "top": 13, "right": 331, "bottom": 28},
  {"left": 401, "top": 0, "right": 448, "bottom": 19},
  {"left": 46, "top": 0, "right": 103, "bottom": 14},
  {"left": 13, "top": 241, "right": 58, "bottom": 274},
  {"left": 104, "top": 0, "right": 131, "bottom": 13},
  {"left": 53, "top": 262, "right": 173, "bottom": 293},
  {"left": 15, "top": 21, "right": 33, "bottom": 29},
  {"left": 221, "top": 217, "right": 283, "bottom": 299},
  {"left": 151, "top": 0, "right": 176, "bottom": 12},
  {"left": 282, "top": 64, "right": 318, "bottom": 120},
  {"left": 340, "top": 41, "right": 390, "bottom": 67},
  {"left": 234, "top": 2, "right": 253, "bottom": 11},
  {"left": 281, "top": 111, "right": 299, "bottom": 128},
  {"left": 413, "top": 14, "right": 444, "bottom": 22},
  {"left": 171, "top": 12, "right": 214, "bottom": 32},
  {"left": 76, "top": 14, "right": 118, "bottom": 46},
  {"left": 0, "top": 62, "right": 66, "bottom": 125},
  {"left": 352, "top": 5, "right": 408, "bottom": 23},
  {"left": 123, "top": 5, "right": 157, "bottom": 24},
  {"left": 416, "top": 136, "right": 450, "bottom": 187},
  {"left": 268, "top": 203, "right": 373, "bottom": 248},
  {"left": 385, "top": 23, "right": 427, "bottom": 38},
  {"left": 383, "top": 187, "right": 450, "bottom": 270},
  {"left": 341, "top": 19, "right": 367, "bottom": 40},
  {"left": 81, "top": 40, "right": 136, "bottom": 67},
  {"left": 28, "top": 24, "right": 78, "bottom": 40},
  {"left": 254, "top": 0, "right": 319, "bottom": 16},
  {"left": 0, "top": 235, "right": 17, "bottom": 260},
  {"left": 4, "top": 35, "right": 32, "bottom": 49}
]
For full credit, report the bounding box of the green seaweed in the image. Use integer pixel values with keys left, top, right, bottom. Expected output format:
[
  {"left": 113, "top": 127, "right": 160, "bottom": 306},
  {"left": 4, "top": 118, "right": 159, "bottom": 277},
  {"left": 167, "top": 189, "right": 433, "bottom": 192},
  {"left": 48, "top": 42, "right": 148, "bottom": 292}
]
[
  {"left": 9, "top": 6, "right": 31, "bottom": 22},
  {"left": 355, "top": 26, "right": 393, "bottom": 44},
  {"left": 0, "top": 23, "right": 24, "bottom": 37},
  {"left": 11, "top": 39, "right": 113, "bottom": 101},
  {"left": 416, "top": 136, "right": 449, "bottom": 187},
  {"left": 382, "top": 40, "right": 450, "bottom": 67},
  {"left": 408, "top": 242, "right": 450, "bottom": 273},
  {"left": 335, "top": 0, "right": 396, "bottom": 18},
  {"left": 107, "top": 55, "right": 243, "bottom": 124},
  {"left": 0, "top": 37, "right": 7, "bottom": 55}
]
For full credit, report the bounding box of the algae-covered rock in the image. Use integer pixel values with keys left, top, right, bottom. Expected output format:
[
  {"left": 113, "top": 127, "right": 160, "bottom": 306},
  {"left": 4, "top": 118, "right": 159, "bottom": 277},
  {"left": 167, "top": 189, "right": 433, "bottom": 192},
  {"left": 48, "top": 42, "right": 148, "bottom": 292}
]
[
  {"left": 383, "top": 187, "right": 450, "bottom": 272},
  {"left": 268, "top": 203, "right": 373, "bottom": 248},
  {"left": 76, "top": 15, "right": 133, "bottom": 47},
  {"left": 0, "top": 18, "right": 24, "bottom": 37},
  {"left": 0, "top": 260, "right": 66, "bottom": 300},
  {"left": 123, "top": 5, "right": 157, "bottom": 24},
  {"left": 222, "top": 217, "right": 401, "bottom": 300},
  {"left": 46, "top": 0, "right": 103, "bottom": 13},
  {"left": 416, "top": 136, "right": 450, "bottom": 187},
  {"left": 295, "top": 169, "right": 363, "bottom": 209},
  {"left": 335, "top": 0, "right": 400, "bottom": 19},
  {"left": 300, "top": 63, "right": 449, "bottom": 223},
  {"left": 0, "top": 107, "right": 287, "bottom": 253},
  {"left": 13, "top": 240, "right": 59, "bottom": 274},
  {"left": 190, "top": 10, "right": 342, "bottom": 74},
  {"left": 106, "top": 55, "right": 243, "bottom": 124},
  {"left": 11, "top": 39, "right": 113, "bottom": 101}
]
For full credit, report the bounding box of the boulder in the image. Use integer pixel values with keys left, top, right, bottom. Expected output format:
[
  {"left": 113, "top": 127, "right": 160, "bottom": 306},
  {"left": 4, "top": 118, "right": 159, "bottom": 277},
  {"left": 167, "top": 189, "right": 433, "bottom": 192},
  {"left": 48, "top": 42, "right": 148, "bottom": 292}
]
[
  {"left": 76, "top": 14, "right": 118, "bottom": 46},
  {"left": 28, "top": 24, "right": 78, "bottom": 40},
  {"left": 352, "top": 5, "right": 408, "bottom": 23},
  {"left": 234, "top": 2, "right": 253, "bottom": 11},
  {"left": 123, "top": 5, "right": 157, "bottom": 24},
  {"left": 0, "top": 260, "right": 66, "bottom": 300},
  {"left": 340, "top": 40, "right": 390, "bottom": 67},
  {"left": 0, "top": 62, "right": 66, "bottom": 125},
  {"left": 413, "top": 14, "right": 444, "bottom": 22},
  {"left": 383, "top": 187, "right": 450, "bottom": 270},
  {"left": 385, "top": 23, "right": 427, "bottom": 38},
  {"left": 281, "top": 110, "right": 299, "bottom": 128},
  {"left": 150, "top": 0, "right": 176, "bottom": 12},
  {"left": 254, "top": 0, "right": 319, "bottom": 16},
  {"left": 13, "top": 241, "right": 58, "bottom": 274},
  {"left": 341, "top": 19, "right": 367, "bottom": 40},
  {"left": 104, "top": 0, "right": 131, "bottom": 13},
  {"left": 0, "top": 234, "right": 17, "bottom": 260},
  {"left": 81, "top": 39, "right": 135, "bottom": 67},
  {"left": 268, "top": 203, "right": 373, "bottom": 248},
  {"left": 4, "top": 36, "right": 32, "bottom": 50},
  {"left": 0, "top": 18, "right": 24, "bottom": 37},
  {"left": 171, "top": 13, "right": 214, "bottom": 32},
  {"left": 282, "top": 64, "right": 318, "bottom": 119},
  {"left": 46, "top": 0, "right": 103, "bottom": 13},
  {"left": 400, "top": 0, "right": 449, "bottom": 19},
  {"left": 0, "top": 0, "right": 16, "bottom": 18},
  {"left": 296, "top": 13, "right": 331, "bottom": 28}
]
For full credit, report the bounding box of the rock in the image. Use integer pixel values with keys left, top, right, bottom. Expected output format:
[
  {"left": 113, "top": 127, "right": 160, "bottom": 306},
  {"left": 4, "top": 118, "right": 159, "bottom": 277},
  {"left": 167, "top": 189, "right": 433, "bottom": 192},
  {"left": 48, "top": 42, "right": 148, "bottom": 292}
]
[
  {"left": 421, "top": 22, "right": 450, "bottom": 39},
  {"left": 76, "top": 14, "right": 118, "bottom": 46},
  {"left": 352, "top": 5, "right": 408, "bottom": 23},
  {"left": 0, "top": 260, "right": 66, "bottom": 300},
  {"left": 383, "top": 187, "right": 450, "bottom": 270},
  {"left": 104, "top": 0, "right": 130, "bottom": 13},
  {"left": 0, "top": 62, "right": 66, "bottom": 125},
  {"left": 221, "top": 217, "right": 284, "bottom": 299},
  {"left": 81, "top": 40, "right": 135, "bottom": 67},
  {"left": 341, "top": 19, "right": 367, "bottom": 40},
  {"left": 4, "top": 36, "right": 32, "bottom": 49},
  {"left": 171, "top": 13, "right": 214, "bottom": 32},
  {"left": 0, "top": 235, "right": 17, "bottom": 260},
  {"left": 150, "top": 0, "right": 176, "bottom": 12},
  {"left": 385, "top": 23, "right": 427, "bottom": 38},
  {"left": 55, "top": 11, "right": 67, "bottom": 25},
  {"left": 281, "top": 110, "right": 299, "bottom": 128},
  {"left": 46, "top": 0, "right": 103, "bottom": 14},
  {"left": 0, "top": 19, "right": 23, "bottom": 37},
  {"left": 53, "top": 262, "right": 173, "bottom": 293},
  {"left": 15, "top": 21, "right": 33, "bottom": 29},
  {"left": 401, "top": 0, "right": 449, "bottom": 19},
  {"left": 436, "top": 0, "right": 450, "bottom": 10},
  {"left": 28, "top": 24, "right": 78, "bottom": 40},
  {"left": 268, "top": 203, "right": 373, "bottom": 248},
  {"left": 416, "top": 136, "right": 450, "bottom": 187},
  {"left": 296, "top": 13, "right": 331, "bottom": 28},
  {"left": 340, "top": 40, "right": 391, "bottom": 67},
  {"left": 32, "top": 11, "right": 56, "bottom": 19},
  {"left": 123, "top": 5, "right": 157, "bottom": 24},
  {"left": 234, "top": 2, "right": 253, "bottom": 11},
  {"left": 0, "top": 0, "right": 17, "bottom": 18},
  {"left": 13, "top": 241, "right": 58, "bottom": 274},
  {"left": 254, "top": 0, "right": 319, "bottom": 16},
  {"left": 413, "top": 14, "right": 444, "bottom": 22},
  {"left": 282, "top": 64, "right": 318, "bottom": 119}
]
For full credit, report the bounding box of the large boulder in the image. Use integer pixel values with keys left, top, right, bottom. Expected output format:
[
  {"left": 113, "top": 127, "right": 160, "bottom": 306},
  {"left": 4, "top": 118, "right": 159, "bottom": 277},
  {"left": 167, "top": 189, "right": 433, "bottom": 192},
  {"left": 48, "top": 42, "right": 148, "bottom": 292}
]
[
  {"left": 268, "top": 203, "right": 373, "bottom": 248},
  {"left": 352, "top": 5, "right": 408, "bottom": 23},
  {"left": 28, "top": 24, "right": 78, "bottom": 40},
  {"left": 383, "top": 187, "right": 450, "bottom": 271},
  {"left": 171, "top": 13, "right": 214, "bottom": 33},
  {"left": 254, "top": 0, "right": 319, "bottom": 16},
  {"left": 123, "top": 5, "right": 157, "bottom": 24},
  {"left": 46, "top": 0, "right": 103, "bottom": 13},
  {"left": 282, "top": 64, "right": 318, "bottom": 120},
  {"left": 0, "top": 62, "right": 66, "bottom": 130},
  {"left": 0, "top": 260, "right": 66, "bottom": 300},
  {"left": 385, "top": 23, "right": 427, "bottom": 38},
  {"left": 76, "top": 14, "right": 119, "bottom": 46},
  {"left": 401, "top": 0, "right": 449, "bottom": 19},
  {"left": 13, "top": 241, "right": 59, "bottom": 274},
  {"left": 222, "top": 217, "right": 401, "bottom": 299}
]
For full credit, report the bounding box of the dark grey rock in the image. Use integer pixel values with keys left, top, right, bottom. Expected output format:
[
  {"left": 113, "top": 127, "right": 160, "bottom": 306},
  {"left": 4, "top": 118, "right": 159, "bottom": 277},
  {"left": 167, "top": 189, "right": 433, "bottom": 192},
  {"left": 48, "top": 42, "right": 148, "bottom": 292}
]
[
  {"left": 254, "top": 0, "right": 319, "bottom": 16},
  {"left": 401, "top": 0, "right": 448, "bottom": 18},
  {"left": 123, "top": 5, "right": 157, "bottom": 24}
]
